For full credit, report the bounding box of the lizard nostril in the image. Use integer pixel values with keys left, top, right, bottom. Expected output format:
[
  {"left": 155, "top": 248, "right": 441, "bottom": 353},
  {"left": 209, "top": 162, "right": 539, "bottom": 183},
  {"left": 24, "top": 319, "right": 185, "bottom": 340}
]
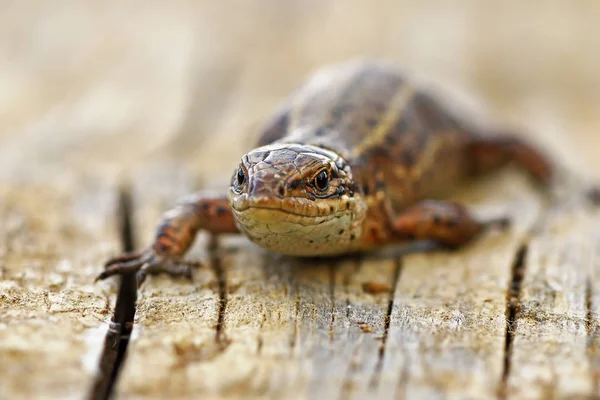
[{"left": 278, "top": 186, "right": 285, "bottom": 197}]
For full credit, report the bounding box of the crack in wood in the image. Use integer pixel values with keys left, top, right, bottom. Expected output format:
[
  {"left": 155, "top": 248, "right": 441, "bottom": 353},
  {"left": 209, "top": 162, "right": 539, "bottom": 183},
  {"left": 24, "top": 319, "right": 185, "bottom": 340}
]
[
  {"left": 343, "top": 260, "right": 357, "bottom": 321},
  {"left": 588, "top": 221, "right": 600, "bottom": 397},
  {"left": 289, "top": 284, "right": 300, "bottom": 356},
  {"left": 498, "top": 244, "right": 528, "bottom": 400},
  {"left": 257, "top": 308, "right": 266, "bottom": 355},
  {"left": 586, "top": 277, "right": 599, "bottom": 397},
  {"left": 211, "top": 236, "right": 229, "bottom": 347},
  {"left": 369, "top": 257, "right": 403, "bottom": 390},
  {"left": 89, "top": 187, "right": 138, "bottom": 400},
  {"left": 339, "top": 275, "right": 356, "bottom": 399},
  {"left": 329, "top": 265, "right": 336, "bottom": 342}
]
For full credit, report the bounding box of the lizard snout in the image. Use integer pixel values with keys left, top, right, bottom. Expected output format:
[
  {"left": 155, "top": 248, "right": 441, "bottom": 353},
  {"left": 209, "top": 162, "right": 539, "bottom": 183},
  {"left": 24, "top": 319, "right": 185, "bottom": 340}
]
[{"left": 247, "top": 168, "right": 287, "bottom": 200}]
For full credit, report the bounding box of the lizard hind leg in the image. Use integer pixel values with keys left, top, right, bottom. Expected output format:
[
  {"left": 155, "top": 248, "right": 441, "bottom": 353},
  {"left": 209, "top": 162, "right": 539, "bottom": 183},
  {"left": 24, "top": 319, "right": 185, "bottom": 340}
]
[
  {"left": 467, "top": 133, "right": 554, "bottom": 185},
  {"left": 468, "top": 132, "right": 600, "bottom": 208}
]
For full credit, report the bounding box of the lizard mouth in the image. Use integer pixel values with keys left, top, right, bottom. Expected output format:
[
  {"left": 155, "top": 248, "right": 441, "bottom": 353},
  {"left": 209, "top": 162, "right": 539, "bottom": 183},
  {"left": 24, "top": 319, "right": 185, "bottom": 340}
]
[
  {"left": 228, "top": 190, "right": 345, "bottom": 220},
  {"left": 228, "top": 193, "right": 355, "bottom": 250},
  {"left": 226, "top": 188, "right": 365, "bottom": 257}
]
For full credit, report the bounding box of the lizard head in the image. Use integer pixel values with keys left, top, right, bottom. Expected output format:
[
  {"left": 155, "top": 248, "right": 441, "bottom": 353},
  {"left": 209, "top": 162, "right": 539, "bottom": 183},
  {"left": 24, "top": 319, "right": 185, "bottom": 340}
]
[{"left": 227, "top": 143, "right": 367, "bottom": 256}]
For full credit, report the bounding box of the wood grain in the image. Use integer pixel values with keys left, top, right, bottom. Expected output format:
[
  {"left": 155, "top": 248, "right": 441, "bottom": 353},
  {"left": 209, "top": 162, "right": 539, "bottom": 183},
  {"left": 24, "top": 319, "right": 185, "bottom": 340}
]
[
  {"left": 377, "top": 172, "right": 544, "bottom": 400},
  {"left": 505, "top": 198, "right": 599, "bottom": 399},
  {"left": 0, "top": 180, "right": 120, "bottom": 399}
]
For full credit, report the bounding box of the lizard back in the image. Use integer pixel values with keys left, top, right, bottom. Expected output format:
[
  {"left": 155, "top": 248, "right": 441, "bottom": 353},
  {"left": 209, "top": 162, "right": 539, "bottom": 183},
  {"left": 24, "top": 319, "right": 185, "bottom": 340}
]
[{"left": 257, "top": 61, "right": 476, "bottom": 209}]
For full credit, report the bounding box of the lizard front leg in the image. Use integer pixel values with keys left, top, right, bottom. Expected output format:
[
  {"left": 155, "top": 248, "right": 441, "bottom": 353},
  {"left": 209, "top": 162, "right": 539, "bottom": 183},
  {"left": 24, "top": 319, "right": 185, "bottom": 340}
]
[
  {"left": 96, "top": 193, "right": 238, "bottom": 286},
  {"left": 391, "top": 200, "right": 508, "bottom": 247},
  {"left": 360, "top": 199, "right": 507, "bottom": 250}
]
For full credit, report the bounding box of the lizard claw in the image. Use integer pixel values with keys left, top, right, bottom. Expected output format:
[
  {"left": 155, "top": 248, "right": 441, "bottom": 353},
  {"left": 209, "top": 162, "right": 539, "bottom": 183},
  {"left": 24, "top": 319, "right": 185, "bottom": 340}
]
[
  {"left": 135, "top": 259, "right": 199, "bottom": 286},
  {"left": 96, "top": 248, "right": 201, "bottom": 287},
  {"left": 94, "top": 249, "right": 154, "bottom": 283}
]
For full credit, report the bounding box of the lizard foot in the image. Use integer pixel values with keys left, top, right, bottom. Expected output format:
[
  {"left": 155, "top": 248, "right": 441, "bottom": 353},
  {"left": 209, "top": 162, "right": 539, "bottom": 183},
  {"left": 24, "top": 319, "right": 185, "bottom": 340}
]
[{"left": 96, "top": 249, "right": 201, "bottom": 287}]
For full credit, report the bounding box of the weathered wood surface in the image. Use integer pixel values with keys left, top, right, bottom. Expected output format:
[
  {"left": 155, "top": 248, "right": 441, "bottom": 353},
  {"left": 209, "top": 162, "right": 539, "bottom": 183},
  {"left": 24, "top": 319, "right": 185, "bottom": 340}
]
[
  {"left": 0, "top": 179, "right": 120, "bottom": 399},
  {"left": 505, "top": 198, "right": 599, "bottom": 399},
  {"left": 2, "top": 2, "right": 600, "bottom": 400}
]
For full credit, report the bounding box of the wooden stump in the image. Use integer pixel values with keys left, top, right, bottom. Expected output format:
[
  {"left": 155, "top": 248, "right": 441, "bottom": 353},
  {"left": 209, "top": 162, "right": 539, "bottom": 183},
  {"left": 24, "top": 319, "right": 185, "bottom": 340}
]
[{"left": 1, "top": 2, "right": 600, "bottom": 400}]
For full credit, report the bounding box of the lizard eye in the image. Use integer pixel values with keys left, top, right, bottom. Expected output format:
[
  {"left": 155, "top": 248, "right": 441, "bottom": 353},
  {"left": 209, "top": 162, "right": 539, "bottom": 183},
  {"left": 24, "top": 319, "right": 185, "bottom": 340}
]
[
  {"left": 234, "top": 167, "right": 247, "bottom": 192},
  {"left": 236, "top": 168, "right": 246, "bottom": 185},
  {"left": 314, "top": 170, "right": 329, "bottom": 191}
]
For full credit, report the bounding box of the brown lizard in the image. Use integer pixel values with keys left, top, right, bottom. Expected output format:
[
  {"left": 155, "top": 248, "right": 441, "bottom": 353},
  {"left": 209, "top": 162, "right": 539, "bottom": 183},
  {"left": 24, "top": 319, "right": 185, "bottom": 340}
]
[{"left": 96, "top": 60, "right": 555, "bottom": 285}]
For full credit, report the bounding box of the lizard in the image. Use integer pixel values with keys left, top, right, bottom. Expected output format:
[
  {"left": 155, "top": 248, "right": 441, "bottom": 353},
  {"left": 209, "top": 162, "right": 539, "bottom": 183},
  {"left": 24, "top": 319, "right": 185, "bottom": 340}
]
[{"left": 96, "top": 60, "right": 555, "bottom": 285}]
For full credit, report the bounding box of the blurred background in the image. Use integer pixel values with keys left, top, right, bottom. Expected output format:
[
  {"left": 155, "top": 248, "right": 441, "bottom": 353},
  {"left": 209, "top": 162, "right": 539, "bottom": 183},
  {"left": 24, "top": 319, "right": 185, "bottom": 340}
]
[{"left": 1, "top": 0, "right": 599, "bottom": 185}]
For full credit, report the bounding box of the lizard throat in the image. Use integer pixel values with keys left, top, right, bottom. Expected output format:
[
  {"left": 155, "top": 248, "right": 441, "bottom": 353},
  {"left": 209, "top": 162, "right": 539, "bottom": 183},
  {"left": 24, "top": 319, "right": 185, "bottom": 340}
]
[{"left": 227, "top": 189, "right": 367, "bottom": 256}]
